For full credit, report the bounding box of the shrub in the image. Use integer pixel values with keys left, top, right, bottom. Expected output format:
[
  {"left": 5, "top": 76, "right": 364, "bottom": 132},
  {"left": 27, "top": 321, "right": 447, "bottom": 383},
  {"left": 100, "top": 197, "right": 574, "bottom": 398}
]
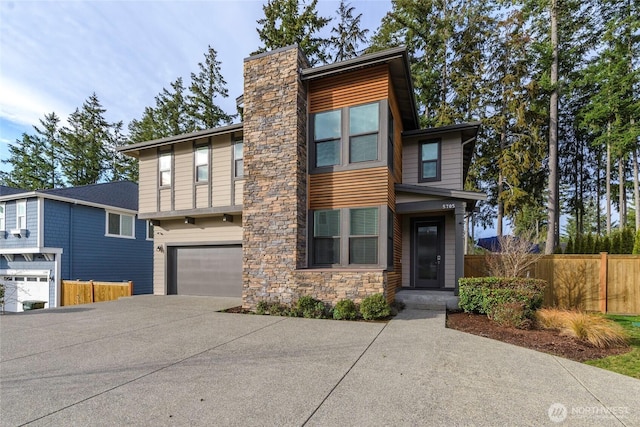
[
  {"left": 634, "top": 230, "right": 640, "bottom": 255},
  {"left": 488, "top": 302, "right": 531, "bottom": 329},
  {"left": 255, "top": 300, "right": 269, "bottom": 315},
  {"left": 485, "top": 231, "right": 543, "bottom": 277},
  {"left": 359, "top": 294, "right": 391, "bottom": 320},
  {"left": 296, "top": 295, "right": 327, "bottom": 319},
  {"left": 536, "top": 309, "right": 628, "bottom": 348},
  {"left": 458, "top": 277, "right": 547, "bottom": 327},
  {"left": 333, "top": 299, "right": 358, "bottom": 320}
]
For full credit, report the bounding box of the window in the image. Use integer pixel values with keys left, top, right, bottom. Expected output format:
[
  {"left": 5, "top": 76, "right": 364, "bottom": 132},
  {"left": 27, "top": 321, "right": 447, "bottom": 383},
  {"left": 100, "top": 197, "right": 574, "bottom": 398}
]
[
  {"left": 106, "top": 212, "right": 134, "bottom": 238},
  {"left": 311, "top": 101, "right": 382, "bottom": 169},
  {"left": 313, "top": 110, "right": 341, "bottom": 167},
  {"left": 387, "top": 208, "right": 394, "bottom": 270},
  {"left": 146, "top": 220, "right": 154, "bottom": 240},
  {"left": 349, "top": 208, "right": 378, "bottom": 264},
  {"left": 234, "top": 140, "right": 244, "bottom": 178},
  {"left": 349, "top": 103, "right": 379, "bottom": 163},
  {"left": 313, "top": 210, "right": 340, "bottom": 264},
  {"left": 0, "top": 203, "right": 5, "bottom": 230},
  {"left": 16, "top": 200, "right": 26, "bottom": 229},
  {"left": 419, "top": 140, "right": 441, "bottom": 182},
  {"left": 159, "top": 152, "right": 172, "bottom": 186},
  {"left": 311, "top": 206, "right": 386, "bottom": 267},
  {"left": 195, "top": 146, "right": 209, "bottom": 182}
]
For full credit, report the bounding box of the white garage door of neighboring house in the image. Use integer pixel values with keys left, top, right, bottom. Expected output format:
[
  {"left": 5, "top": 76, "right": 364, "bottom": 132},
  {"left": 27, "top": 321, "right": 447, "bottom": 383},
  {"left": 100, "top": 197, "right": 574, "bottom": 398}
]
[
  {"left": 167, "top": 245, "right": 242, "bottom": 297},
  {"left": 1, "top": 270, "right": 51, "bottom": 313}
]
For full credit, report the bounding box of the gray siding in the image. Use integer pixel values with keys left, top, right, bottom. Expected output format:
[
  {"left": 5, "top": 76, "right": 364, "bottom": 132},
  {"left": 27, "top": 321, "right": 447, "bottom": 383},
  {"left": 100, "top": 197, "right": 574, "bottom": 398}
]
[{"left": 401, "top": 132, "right": 462, "bottom": 190}]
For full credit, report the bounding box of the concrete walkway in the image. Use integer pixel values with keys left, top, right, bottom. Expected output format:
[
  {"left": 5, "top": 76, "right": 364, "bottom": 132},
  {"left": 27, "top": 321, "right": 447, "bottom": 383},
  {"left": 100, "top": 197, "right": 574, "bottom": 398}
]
[{"left": 1, "top": 296, "right": 638, "bottom": 426}]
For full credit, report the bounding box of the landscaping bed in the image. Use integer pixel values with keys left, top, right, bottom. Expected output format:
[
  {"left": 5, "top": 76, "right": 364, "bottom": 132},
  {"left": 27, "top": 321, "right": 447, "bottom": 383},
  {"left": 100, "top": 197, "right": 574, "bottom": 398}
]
[{"left": 446, "top": 310, "right": 631, "bottom": 362}]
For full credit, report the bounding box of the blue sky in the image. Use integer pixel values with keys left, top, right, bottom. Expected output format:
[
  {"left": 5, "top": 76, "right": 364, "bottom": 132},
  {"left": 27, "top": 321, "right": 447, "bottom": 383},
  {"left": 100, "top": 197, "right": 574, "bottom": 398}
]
[{"left": 0, "top": 0, "right": 391, "bottom": 165}]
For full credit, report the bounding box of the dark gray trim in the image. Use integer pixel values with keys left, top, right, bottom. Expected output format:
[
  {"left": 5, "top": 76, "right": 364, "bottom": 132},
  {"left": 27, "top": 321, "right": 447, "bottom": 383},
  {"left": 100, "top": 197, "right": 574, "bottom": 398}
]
[
  {"left": 396, "top": 200, "right": 460, "bottom": 214},
  {"left": 118, "top": 123, "right": 243, "bottom": 154},
  {"left": 139, "top": 206, "right": 242, "bottom": 220},
  {"left": 454, "top": 203, "right": 466, "bottom": 296},
  {"left": 402, "top": 121, "right": 481, "bottom": 138},
  {"left": 395, "top": 183, "right": 486, "bottom": 201},
  {"left": 410, "top": 216, "right": 445, "bottom": 289},
  {"left": 192, "top": 141, "right": 211, "bottom": 209},
  {"left": 166, "top": 240, "right": 242, "bottom": 247}
]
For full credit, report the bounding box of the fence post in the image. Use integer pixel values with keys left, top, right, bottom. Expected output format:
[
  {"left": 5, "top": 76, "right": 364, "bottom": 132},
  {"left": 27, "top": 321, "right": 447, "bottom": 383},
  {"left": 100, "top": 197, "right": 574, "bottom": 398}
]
[
  {"left": 599, "top": 252, "right": 608, "bottom": 313},
  {"left": 128, "top": 281, "right": 133, "bottom": 296},
  {"left": 90, "top": 280, "right": 95, "bottom": 303}
]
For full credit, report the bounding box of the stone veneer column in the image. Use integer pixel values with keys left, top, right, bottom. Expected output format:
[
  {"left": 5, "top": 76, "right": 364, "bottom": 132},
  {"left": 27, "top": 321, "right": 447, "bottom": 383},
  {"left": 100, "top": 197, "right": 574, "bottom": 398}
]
[{"left": 242, "top": 46, "right": 309, "bottom": 309}]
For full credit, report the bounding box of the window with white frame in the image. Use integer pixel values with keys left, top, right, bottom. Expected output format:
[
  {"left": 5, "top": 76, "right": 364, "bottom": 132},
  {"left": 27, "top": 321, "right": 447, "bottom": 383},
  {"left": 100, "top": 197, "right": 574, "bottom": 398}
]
[
  {"left": 195, "top": 145, "right": 209, "bottom": 182},
  {"left": 106, "top": 212, "right": 134, "bottom": 238},
  {"left": 159, "top": 151, "right": 172, "bottom": 187},
  {"left": 234, "top": 140, "right": 244, "bottom": 178},
  {"left": 0, "top": 202, "right": 5, "bottom": 230},
  {"left": 16, "top": 200, "right": 26, "bottom": 229}
]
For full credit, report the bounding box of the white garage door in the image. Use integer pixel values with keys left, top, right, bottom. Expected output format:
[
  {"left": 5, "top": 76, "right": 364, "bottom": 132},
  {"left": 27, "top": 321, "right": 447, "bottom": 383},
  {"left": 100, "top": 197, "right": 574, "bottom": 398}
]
[
  {"left": 167, "top": 245, "right": 242, "bottom": 297},
  {"left": 1, "top": 270, "right": 51, "bottom": 312}
]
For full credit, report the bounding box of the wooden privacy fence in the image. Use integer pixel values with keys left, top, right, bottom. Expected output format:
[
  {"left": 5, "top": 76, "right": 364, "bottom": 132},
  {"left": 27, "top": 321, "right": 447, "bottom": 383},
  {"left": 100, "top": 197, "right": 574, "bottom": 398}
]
[
  {"left": 61, "top": 280, "right": 133, "bottom": 306},
  {"left": 464, "top": 254, "right": 640, "bottom": 315}
]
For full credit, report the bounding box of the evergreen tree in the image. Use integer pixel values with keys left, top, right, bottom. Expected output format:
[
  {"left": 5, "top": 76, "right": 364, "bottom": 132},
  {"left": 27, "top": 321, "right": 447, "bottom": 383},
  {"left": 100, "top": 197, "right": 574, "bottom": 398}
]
[
  {"left": 329, "top": 0, "right": 369, "bottom": 62},
  {"left": 254, "top": 0, "right": 331, "bottom": 65},
  {"left": 59, "top": 93, "right": 110, "bottom": 186},
  {"left": 187, "top": 45, "right": 234, "bottom": 130},
  {"left": 155, "top": 77, "right": 194, "bottom": 136},
  {"left": 105, "top": 121, "right": 138, "bottom": 182},
  {"left": 0, "top": 112, "right": 62, "bottom": 189}
]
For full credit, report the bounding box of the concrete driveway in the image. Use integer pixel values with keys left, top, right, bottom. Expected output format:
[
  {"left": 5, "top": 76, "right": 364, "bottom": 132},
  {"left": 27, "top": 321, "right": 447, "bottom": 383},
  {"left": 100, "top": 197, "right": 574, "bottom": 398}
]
[{"left": 1, "top": 296, "right": 638, "bottom": 426}]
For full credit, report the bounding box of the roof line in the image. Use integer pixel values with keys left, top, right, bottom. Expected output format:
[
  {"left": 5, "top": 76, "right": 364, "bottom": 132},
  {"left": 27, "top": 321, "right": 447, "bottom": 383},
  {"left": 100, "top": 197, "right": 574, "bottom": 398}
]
[
  {"left": 402, "top": 121, "right": 481, "bottom": 138},
  {"left": 0, "top": 190, "right": 137, "bottom": 213}
]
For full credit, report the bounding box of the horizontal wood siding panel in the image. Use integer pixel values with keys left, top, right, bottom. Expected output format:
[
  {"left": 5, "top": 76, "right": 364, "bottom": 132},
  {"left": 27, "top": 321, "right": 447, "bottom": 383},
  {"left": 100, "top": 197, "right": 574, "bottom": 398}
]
[
  {"left": 195, "top": 185, "right": 208, "bottom": 208},
  {"left": 212, "top": 136, "right": 232, "bottom": 207},
  {"left": 309, "top": 65, "right": 389, "bottom": 113},
  {"left": 439, "top": 135, "right": 462, "bottom": 189},
  {"left": 138, "top": 151, "right": 157, "bottom": 214},
  {"left": 402, "top": 142, "right": 419, "bottom": 183},
  {"left": 234, "top": 180, "right": 244, "bottom": 206},
  {"left": 389, "top": 82, "right": 404, "bottom": 184},
  {"left": 309, "top": 167, "right": 389, "bottom": 209},
  {"left": 173, "top": 143, "right": 194, "bottom": 211},
  {"left": 159, "top": 188, "right": 171, "bottom": 211}
]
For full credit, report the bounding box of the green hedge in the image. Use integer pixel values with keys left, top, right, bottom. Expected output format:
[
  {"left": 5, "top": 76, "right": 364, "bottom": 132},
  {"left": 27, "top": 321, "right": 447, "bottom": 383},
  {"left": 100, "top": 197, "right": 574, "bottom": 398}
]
[{"left": 458, "top": 277, "right": 547, "bottom": 327}]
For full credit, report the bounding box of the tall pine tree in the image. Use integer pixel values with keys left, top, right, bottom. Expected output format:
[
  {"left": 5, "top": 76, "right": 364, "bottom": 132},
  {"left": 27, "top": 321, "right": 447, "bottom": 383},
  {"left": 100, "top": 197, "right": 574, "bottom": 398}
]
[{"left": 329, "top": 0, "right": 369, "bottom": 62}]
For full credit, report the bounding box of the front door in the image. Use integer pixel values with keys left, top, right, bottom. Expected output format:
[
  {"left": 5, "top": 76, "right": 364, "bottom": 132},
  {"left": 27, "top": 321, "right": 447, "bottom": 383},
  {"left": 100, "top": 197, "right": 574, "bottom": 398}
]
[{"left": 411, "top": 217, "right": 445, "bottom": 288}]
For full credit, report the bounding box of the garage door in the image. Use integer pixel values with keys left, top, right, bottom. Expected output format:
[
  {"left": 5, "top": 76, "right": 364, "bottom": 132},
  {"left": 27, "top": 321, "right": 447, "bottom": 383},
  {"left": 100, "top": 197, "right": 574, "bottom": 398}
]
[
  {"left": 0, "top": 270, "right": 51, "bottom": 312},
  {"left": 167, "top": 245, "right": 242, "bottom": 297}
]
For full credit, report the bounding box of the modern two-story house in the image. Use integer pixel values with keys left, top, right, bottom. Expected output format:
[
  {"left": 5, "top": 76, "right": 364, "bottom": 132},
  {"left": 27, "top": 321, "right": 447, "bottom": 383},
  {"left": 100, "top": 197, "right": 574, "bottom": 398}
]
[
  {"left": 0, "top": 181, "right": 153, "bottom": 312},
  {"left": 120, "top": 46, "right": 486, "bottom": 310}
]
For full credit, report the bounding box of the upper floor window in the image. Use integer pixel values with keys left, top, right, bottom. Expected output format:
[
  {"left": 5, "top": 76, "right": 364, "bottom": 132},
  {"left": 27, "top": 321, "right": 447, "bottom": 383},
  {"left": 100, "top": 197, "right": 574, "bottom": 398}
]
[
  {"left": 419, "top": 140, "right": 441, "bottom": 182},
  {"left": 349, "top": 103, "right": 379, "bottom": 163},
  {"left": 388, "top": 108, "right": 394, "bottom": 173},
  {"left": 234, "top": 140, "right": 244, "bottom": 178},
  {"left": 107, "top": 211, "right": 134, "bottom": 238},
  {"left": 159, "top": 152, "right": 172, "bottom": 187},
  {"left": 0, "top": 203, "right": 5, "bottom": 230},
  {"left": 16, "top": 200, "right": 26, "bottom": 229},
  {"left": 195, "top": 146, "right": 209, "bottom": 182},
  {"left": 311, "top": 101, "right": 383, "bottom": 170}
]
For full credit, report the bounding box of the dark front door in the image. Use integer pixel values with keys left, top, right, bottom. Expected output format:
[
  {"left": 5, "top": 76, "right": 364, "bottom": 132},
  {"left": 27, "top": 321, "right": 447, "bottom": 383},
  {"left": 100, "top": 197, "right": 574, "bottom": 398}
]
[{"left": 411, "top": 218, "right": 445, "bottom": 288}]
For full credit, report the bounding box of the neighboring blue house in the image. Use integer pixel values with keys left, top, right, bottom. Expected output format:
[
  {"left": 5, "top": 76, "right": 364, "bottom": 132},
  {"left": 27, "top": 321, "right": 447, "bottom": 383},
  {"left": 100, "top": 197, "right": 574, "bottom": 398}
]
[{"left": 0, "top": 181, "right": 153, "bottom": 312}]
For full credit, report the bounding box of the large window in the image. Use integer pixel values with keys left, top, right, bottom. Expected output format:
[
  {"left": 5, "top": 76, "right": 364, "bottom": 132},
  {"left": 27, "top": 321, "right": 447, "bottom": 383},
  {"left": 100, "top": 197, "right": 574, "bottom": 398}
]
[
  {"left": 419, "top": 140, "right": 441, "bottom": 182},
  {"left": 0, "top": 203, "right": 5, "bottom": 230},
  {"left": 159, "top": 152, "right": 172, "bottom": 187},
  {"left": 349, "top": 103, "right": 379, "bottom": 163},
  {"left": 314, "top": 110, "right": 341, "bottom": 167},
  {"left": 313, "top": 210, "right": 340, "bottom": 264},
  {"left": 311, "top": 206, "right": 388, "bottom": 267},
  {"left": 234, "top": 140, "right": 244, "bottom": 178},
  {"left": 311, "top": 101, "right": 383, "bottom": 170},
  {"left": 387, "top": 108, "right": 394, "bottom": 173},
  {"left": 349, "top": 208, "right": 378, "bottom": 264},
  {"left": 16, "top": 200, "right": 26, "bottom": 229},
  {"left": 106, "top": 212, "right": 134, "bottom": 238},
  {"left": 195, "top": 146, "right": 209, "bottom": 182}
]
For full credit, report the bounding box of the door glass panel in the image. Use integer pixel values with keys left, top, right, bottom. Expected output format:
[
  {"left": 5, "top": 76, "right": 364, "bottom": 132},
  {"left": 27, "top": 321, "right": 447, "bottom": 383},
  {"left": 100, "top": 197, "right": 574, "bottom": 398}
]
[{"left": 416, "top": 225, "right": 438, "bottom": 280}]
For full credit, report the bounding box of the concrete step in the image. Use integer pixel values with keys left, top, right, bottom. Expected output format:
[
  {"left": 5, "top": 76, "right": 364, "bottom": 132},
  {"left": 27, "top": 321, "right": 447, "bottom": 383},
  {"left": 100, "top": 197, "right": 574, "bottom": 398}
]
[{"left": 394, "top": 289, "right": 459, "bottom": 311}]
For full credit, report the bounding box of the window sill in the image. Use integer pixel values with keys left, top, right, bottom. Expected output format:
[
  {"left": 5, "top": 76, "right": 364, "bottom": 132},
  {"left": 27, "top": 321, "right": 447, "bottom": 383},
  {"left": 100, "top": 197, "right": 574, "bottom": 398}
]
[
  {"left": 104, "top": 234, "right": 136, "bottom": 240},
  {"left": 298, "top": 267, "right": 387, "bottom": 273},
  {"left": 10, "top": 228, "right": 27, "bottom": 237}
]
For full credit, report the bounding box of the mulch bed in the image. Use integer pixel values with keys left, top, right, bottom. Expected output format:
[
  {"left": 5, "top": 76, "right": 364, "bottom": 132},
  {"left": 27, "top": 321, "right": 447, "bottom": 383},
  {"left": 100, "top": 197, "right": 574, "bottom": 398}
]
[{"left": 446, "top": 311, "right": 631, "bottom": 362}]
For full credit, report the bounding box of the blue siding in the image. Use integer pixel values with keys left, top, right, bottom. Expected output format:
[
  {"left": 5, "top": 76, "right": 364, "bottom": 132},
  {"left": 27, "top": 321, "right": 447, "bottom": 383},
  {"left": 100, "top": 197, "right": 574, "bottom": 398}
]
[
  {"left": 43, "top": 199, "right": 153, "bottom": 295},
  {"left": 1, "top": 198, "right": 39, "bottom": 249}
]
